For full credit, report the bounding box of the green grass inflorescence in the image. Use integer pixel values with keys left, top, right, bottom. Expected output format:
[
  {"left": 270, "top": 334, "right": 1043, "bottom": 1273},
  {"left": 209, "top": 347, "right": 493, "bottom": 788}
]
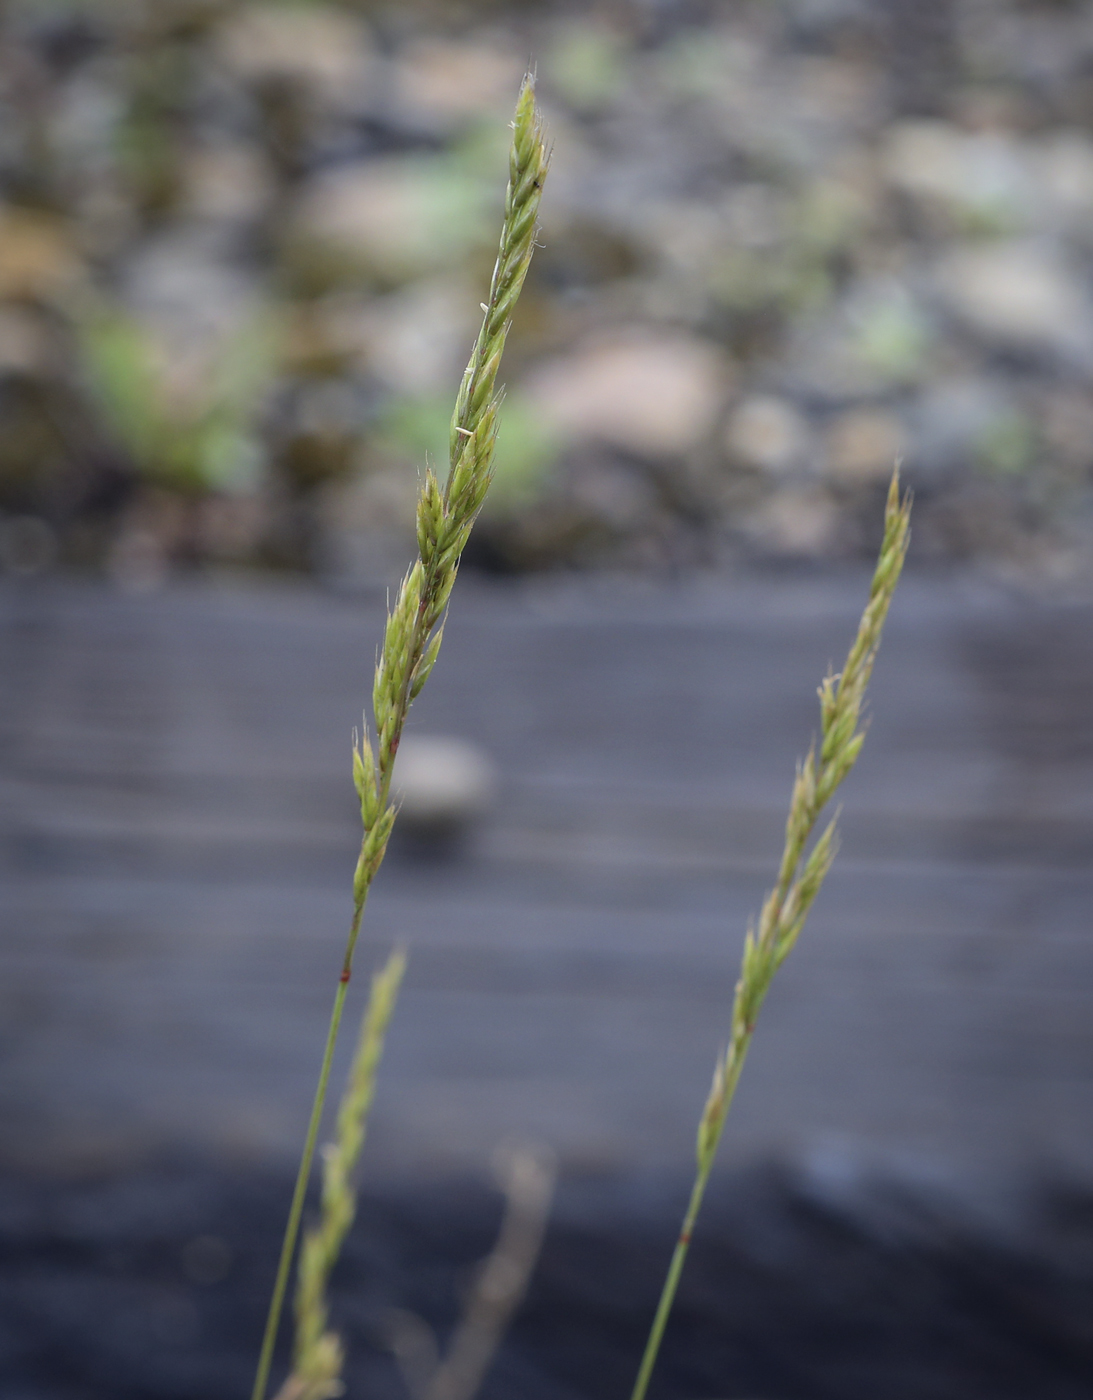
[
  {"left": 630, "top": 472, "right": 911, "bottom": 1400},
  {"left": 251, "top": 76, "right": 549, "bottom": 1400}
]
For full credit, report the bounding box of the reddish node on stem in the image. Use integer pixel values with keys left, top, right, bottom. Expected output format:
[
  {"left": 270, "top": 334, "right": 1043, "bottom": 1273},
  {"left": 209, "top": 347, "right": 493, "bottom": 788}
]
[{"left": 339, "top": 969, "right": 351, "bottom": 984}]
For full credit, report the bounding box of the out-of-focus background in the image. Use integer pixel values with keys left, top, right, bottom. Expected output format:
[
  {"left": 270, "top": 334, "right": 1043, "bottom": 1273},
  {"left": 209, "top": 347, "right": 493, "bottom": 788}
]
[
  {"left": 5, "top": 2, "right": 1093, "bottom": 1398},
  {"left": 5, "top": 0, "right": 1093, "bottom": 581}
]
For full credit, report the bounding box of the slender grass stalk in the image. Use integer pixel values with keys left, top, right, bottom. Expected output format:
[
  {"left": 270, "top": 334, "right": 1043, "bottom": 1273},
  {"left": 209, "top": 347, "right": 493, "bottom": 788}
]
[
  {"left": 272, "top": 950, "right": 406, "bottom": 1400},
  {"left": 630, "top": 471, "right": 912, "bottom": 1400},
  {"left": 251, "top": 76, "right": 549, "bottom": 1400}
]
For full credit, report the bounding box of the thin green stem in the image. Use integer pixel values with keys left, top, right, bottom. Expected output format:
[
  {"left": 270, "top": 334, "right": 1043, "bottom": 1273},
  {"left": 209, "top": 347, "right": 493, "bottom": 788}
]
[
  {"left": 631, "top": 1167, "right": 707, "bottom": 1400},
  {"left": 250, "top": 899, "right": 367, "bottom": 1400},
  {"left": 629, "top": 1051, "right": 747, "bottom": 1400},
  {"left": 628, "top": 474, "right": 910, "bottom": 1400},
  {"left": 251, "top": 619, "right": 421, "bottom": 1400}
]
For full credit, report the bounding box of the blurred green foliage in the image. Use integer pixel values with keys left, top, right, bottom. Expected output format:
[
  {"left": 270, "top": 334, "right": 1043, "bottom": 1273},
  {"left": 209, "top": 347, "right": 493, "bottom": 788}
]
[{"left": 80, "top": 309, "right": 274, "bottom": 495}]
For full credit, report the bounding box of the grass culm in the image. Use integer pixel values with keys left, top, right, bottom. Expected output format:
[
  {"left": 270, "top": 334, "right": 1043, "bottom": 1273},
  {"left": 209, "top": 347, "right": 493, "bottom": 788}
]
[
  {"left": 249, "top": 72, "right": 911, "bottom": 1400},
  {"left": 251, "top": 76, "right": 549, "bottom": 1400}
]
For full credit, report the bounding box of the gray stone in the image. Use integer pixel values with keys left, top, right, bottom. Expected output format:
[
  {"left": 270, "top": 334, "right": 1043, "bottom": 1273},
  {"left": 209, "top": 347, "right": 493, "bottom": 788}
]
[
  {"left": 823, "top": 409, "right": 906, "bottom": 485},
  {"left": 934, "top": 240, "right": 1093, "bottom": 364},
  {"left": 725, "top": 395, "right": 811, "bottom": 476},
  {"left": 291, "top": 160, "right": 492, "bottom": 284},
  {"left": 740, "top": 486, "right": 840, "bottom": 554},
  {"left": 393, "top": 735, "right": 496, "bottom": 833},
  {"left": 884, "top": 121, "right": 1035, "bottom": 231},
  {"left": 352, "top": 277, "right": 480, "bottom": 396},
  {"left": 214, "top": 4, "right": 376, "bottom": 106},
  {"left": 910, "top": 377, "right": 1017, "bottom": 479},
  {"left": 387, "top": 39, "right": 523, "bottom": 134},
  {"left": 523, "top": 331, "right": 728, "bottom": 457}
]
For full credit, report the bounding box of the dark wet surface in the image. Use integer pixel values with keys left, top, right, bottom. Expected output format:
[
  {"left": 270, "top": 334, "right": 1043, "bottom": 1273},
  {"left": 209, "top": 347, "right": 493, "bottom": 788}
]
[{"left": 3, "top": 568, "right": 1093, "bottom": 1397}]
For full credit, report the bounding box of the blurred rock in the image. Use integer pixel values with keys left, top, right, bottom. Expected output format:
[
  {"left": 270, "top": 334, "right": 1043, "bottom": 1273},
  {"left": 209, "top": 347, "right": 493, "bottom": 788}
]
[
  {"left": 848, "top": 281, "right": 935, "bottom": 385},
  {"left": 824, "top": 409, "right": 906, "bottom": 485},
  {"left": 975, "top": 407, "right": 1037, "bottom": 481},
  {"left": 180, "top": 144, "right": 275, "bottom": 226},
  {"left": 315, "top": 457, "right": 418, "bottom": 588},
  {"left": 884, "top": 121, "right": 1034, "bottom": 231},
  {"left": 568, "top": 457, "right": 656, "bottom": 530},
  {"left": 107, "top": 526, "right": 170, "bottom": 594},
  {"left": 122, "top": 232, "right": 260, "bottom": 356},
  {"left": 743, "top": 486, "right": 841, "bottom": 556},
  {"left": 214, "top": 4, "right": 375, "bottom": 106},
  {"left": 1038, "top": 132, "right": 1093, "bottom": 234},
  {"left": 722, "top": 182, "right": 791, "bottom": 250},
  {"left": 545, "top": 20, "right": 630, "bottom": 114},
  {"left": 934, "top": 241, "right": 1093, "bottom": 362},
  {"left": 911, "top": 378, "right": 1019, "bottom": 480},
  {"left": 391, "top": 734, "right": 496, "bottom": 840},
  {"left": 725, "top": 396, "right": 810, "bottom": 475},
  {"left": 0, "top": 0, "right": 1091, "bottom": 571},
  {"left": 1043, "top": 390, "right": 1093, "bottom": 472},
  {"left": 786, "top": 276, "right": 934, "bottom": 398},
  {"left": 291, "top": 159, "right": 492, "bottom": 287},
  {"left": 389, "top": 38, "right": 522, "bottom": 131},
  {"left": 277, "top": 378, "right": 366, "bottom": 489},
  {"left": 195, "top": 491, "right": 271, "bottom": 563},
  {"left": 0, "top": 209, "right": 81, "bottom": 301},
  {"left": 0, "top": 307, "right": 52, "bottom": 375},
  {"left": 523, "top": 331, "right": 727, "bottom": 457},
  {"left": 353, "top": 277, "right": 479, "bottom": 396}
]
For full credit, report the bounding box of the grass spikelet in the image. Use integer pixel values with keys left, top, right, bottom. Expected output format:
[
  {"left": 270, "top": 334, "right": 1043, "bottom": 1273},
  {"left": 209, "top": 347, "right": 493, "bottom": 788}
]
[
  {"left": 630, "top": 470, "right": 912, "bottom": 1400},
  {"left": 251, "top": 76, "right": 549, "bottom": 1400}
]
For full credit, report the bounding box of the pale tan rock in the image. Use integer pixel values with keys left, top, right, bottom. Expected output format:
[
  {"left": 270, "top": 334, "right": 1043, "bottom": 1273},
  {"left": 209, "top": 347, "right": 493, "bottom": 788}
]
[
  {"left": 725, "top": 396, "right": 809, "bottom": 474},
  {"left": 292, "top": 162, "right": 433, "bottom": 281},
  {"left": 181, "top": 145, "right": 274, "bottom": 225},
  {"left": 934, "top": 241, "right": 1090, "bottom": 356},
  {"left": 745, "top": 488, "right": 840, "bottom": 556},
  {"left": 215, "top": 4, "right": 374, "bottom": 100},
  {"left": 1038, "top": 132, "right": 1093, "bottom": 221},
  {"left": 0, "top": 209, "right": 81, "bottom": 300},
  {"left": 883, "top": 121, "right": 1033, "bottom": 226},
  {"left": 0, "top": 307, "right": 52, "bottom": 374},
  {"left": 292, "top": 159, "right": 488, "bottom": 282},
  {"left": 391, "top": 39, "right": 523, "bottom": 125},
  {"left": 824, "top": 410, "right": 905, "bottom": 484},
  {"left": 523, "top": 331, "right": 727, "bottom": 456}
]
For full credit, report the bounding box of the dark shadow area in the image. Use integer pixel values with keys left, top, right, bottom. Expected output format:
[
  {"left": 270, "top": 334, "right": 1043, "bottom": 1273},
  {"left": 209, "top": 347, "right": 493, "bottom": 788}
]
[{"left": 3, "top": 1159, "right": 1093, "bottom": 1400}]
